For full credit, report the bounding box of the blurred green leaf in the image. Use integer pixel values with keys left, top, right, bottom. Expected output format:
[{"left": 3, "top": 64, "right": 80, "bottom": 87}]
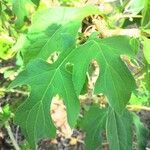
[
  {"left": 0, "top": 2, "right": 2, "bottom": 14},
  {"left": 143, "top": 62, "right": 150, "bottom": 92},
  {"left": 141, "top": 0, "right": 150, "bottom": 29},
  {"left": 31, "top": 0, "right": 40, "bottom": 6},
  {"left": 143, "top": 37, "right": 150, "bottom": 64},
  {"left": 0, "top": 104, "right": 13, "bottom": 126},
  {"left": 132, "top": 113, "right": 148, "bottom": 150},
  {"left": 129, "top": 93, "right": 148, "bottom": 105},
  {"left": 124, "top": 0, "right": 145, "bottom": 14},
  {"left": 130, "top": 37, "right": 140, "bottom": 54},
  {"left": 12, "top": 0, "right": 34, "bottom": 28},
  {"left": 68, "top": 36, "right": 136, "bottom": 113},
  {"left": 142, "top": 29, "right": 150, "bottom": 34},
  {"left": 0, "top": 34, "right": 15, "bottom": 60}
]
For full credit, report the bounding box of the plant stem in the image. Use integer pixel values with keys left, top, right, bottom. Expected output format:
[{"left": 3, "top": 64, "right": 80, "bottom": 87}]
[
  {"left": 127, "top": 105, "right": 150, "bottom": 111},
  {"left": 8, "top": 89, "right": 29, "bottom": 95},
  {"left": 99, "top": 28, "right": 141, "bottom": 37},
  {"left": 79, "top": 95, "right": 150, "bottom": 111},
  {"left": 0, "top": 87, "right": 29, "bottom": 95},
  {"left": 115, "top": 14, "right": 142, "bottom": 20},
  {"left": 93, "top": 18, "right": 141, "bottom": 37},
  {"left": 5, "top": 122, "right": 21, "bottom": 150}
]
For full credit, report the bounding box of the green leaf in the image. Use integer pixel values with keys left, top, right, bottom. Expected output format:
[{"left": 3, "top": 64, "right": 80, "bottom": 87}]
[
  {"left": 124, "top": 0, "right": 145, "bottom": 14},
  {"left": 142, "top": 29, "right": 150, "bottom": 35},
  {"left": 0, "top": 35, "right": 14, "bottom": 60},
  {"left": 141, "top": 0, "right": 150, "bottom": 29},
  {"left": 0, "top": 104, "right": 12, "bottom": 127},
  {"left": 106, "top": 108, "right": 133, "bottom": 150},
  {"left": 9, "top": 56, "right": 80, "bottom": 149},
  {"left": 143, "top": 62, "right": 150, "bottom": 92},
  {"left": 68, "top": 36, "right": 136, "bottom": 113},
  {"left": 12, "top": 0, "right": 32, "bottom": 28},
  {"left": 31, "top": 0, "right": 40, "bottom": 6},
  {"left": 130, "top": 37, "right": 140, "bottom": 54},
  {"left": 143, "top": 37, "right": 150, "bottom": 64},
  {"left": 80, "top": 105, "right": 107, "bottom": 150},
  {"left": 129, "top": 93, "right": 148, "bottom": 105},
  {"left": 21, "top": 6, "right": 100, "bottom": 64},
  {"left": 0, "top": 2, "right": 2, "bottom": 14},
  {"left": 132, "top": 113, "right": 148, "bottom": 150},
  {"left": 9, "top": 34, "right": 137, "bottom": 148}
]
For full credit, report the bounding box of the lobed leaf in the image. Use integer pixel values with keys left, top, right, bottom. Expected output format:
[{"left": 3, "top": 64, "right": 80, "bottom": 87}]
[
  {"left": 9, "top": 34, "right": 138, "bottom": 149},
  {"left": 68, "top": 36, "right": 136, "bottom": 113},
  {"left": 9, "top": 5, "right": 145, "bottom": 150},
  {"left": 9, "top": 57, "right": 80, "bottom": 149}
]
